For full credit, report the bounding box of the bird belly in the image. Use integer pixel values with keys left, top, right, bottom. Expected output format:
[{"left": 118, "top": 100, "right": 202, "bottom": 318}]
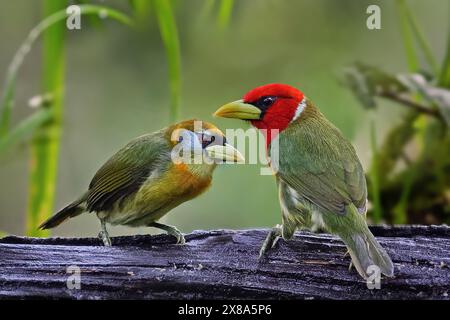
[
  {"left": 310, "top": 210, "right": 326, "bottom": 232},
  {"left": 279, "top": 181, "right": 328, "bottom": 233},
  {"left": 97, "top": 195, "right": 172, "bottom": 227},
  {"left": 99, "top": 164, "right": 211, "bottom": 227}
]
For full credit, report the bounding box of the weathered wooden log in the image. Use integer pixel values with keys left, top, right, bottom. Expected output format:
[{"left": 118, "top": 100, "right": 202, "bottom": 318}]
[{"left": 0, "top": 225, "right": 449, "bottom": 300}]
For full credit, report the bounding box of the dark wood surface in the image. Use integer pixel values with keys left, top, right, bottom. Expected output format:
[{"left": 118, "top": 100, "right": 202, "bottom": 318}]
[{"left": 0, "top": 225, "right": 449, "bottom": 300}]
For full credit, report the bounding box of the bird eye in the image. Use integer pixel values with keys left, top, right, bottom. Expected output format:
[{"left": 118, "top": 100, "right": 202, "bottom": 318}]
[
  {"left": 258, "top": 96, "right": 276, "bottom": 109},
  {"left": 178, "top": 136, "right": 183, "bottom": 143},
  {"left": 201, "top": 134, "right": 212, "bottom": 148}
]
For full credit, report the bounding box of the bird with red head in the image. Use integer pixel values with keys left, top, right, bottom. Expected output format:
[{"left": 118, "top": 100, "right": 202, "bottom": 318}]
[{"left": 214, "top": 83, "right": 394, "bottom": 279}]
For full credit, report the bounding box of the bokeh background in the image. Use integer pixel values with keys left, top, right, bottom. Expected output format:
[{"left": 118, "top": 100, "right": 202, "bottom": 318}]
[{"left": 0, "top": 0, "right": 448, "bottom": 237}]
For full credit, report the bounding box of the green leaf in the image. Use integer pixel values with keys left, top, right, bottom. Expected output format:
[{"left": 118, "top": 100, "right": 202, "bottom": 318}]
[
  {"left": 218, "top": 0, "right": 234, "bottom": 29},
  {"left": 395, "top": 0, "right": 420, "bottom": 72},
  {"left": 395, "top": 0, "right": 439, "bottom": 76},
  {"left": 130, "top": 0, "right": 152, "bottom": 23},
  {"left": 0, "top": 79, "right": 14, "bottom": 138},
  {"left": 369, "top": 121, "right": 382, "bottom": 223},
  {"left": 439, "top": 46, "right": 450, "bottom": 88},
  {"left": 391, "top": 116, "right": 428, "bottom": 224},
  {"left": 0, "top": 109, "right": 52, "bottom": 155},
  {"left": 153, "top": 0, "right": 182, "bottom": 122},
  {"left": 26, "top": 0, "right": 68, "bottom": 238},
  {"left": 342, "top": 63, "right": 407, "bottom": 109},
  {"left": 385, "top": 112, "right": 419, "bottom": 177},
  {"left": 438, "top": 4, "right": 450, "bottom": 87}
]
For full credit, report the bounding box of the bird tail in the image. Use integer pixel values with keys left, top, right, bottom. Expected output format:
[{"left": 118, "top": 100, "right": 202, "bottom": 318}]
[
  {"left": 323, "top": 206, "right": 394, "bottom": 279},
  {"left": 39, "top": 195, "right": 87, "bottom": 230},
  {"left": 340, "top": 229, "right": 394, "bottom": 279}
]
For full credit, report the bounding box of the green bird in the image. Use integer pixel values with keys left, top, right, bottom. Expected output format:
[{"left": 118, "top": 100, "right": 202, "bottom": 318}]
[
  {"left": 214, "top": 83, "right": 394, "bottom": 279},
  {"left": 39, "top": 119, "right": 243, "bottom": 246}
]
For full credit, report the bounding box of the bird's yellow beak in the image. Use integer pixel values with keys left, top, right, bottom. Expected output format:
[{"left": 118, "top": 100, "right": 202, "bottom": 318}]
[
  {"left": 213, "top": 99, "right": 261, "bottom": 120},
  {"left": 205, "top": 143, "right": 244, "bottom": 163}
]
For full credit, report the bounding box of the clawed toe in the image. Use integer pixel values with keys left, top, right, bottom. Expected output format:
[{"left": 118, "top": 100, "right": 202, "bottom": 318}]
[
  {"left": 259, "top": 226, "right": 282, "bottom": 259},
  {"left": 98, "top": 231, "right": 112, "bottom": 246},
  {"left": 176, "top": 234, "right": 186, "bottom": 245},
  {"left": 149, "top": 222, "right": 185, "bottom": 245}
]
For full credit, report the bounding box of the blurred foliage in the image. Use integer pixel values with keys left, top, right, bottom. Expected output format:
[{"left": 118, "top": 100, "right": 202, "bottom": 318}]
[
  {"left": 27, "top": 0, "right": 66, "bottom": 237},
  {"left": 0, "top": 0, "right": 448, "bottom": 238},
  {"left": 152, "top": 0, "right": 182, "bottom": 122},
  {"left": 343, "top": 0, "right": 450, "bottom": 224},
  {"left": 0, "top": 0, "right": 235, "bottom": 236},
  {"left": 217, "top": 0, "right": 234, "bottom": 29},
  {"left": 129, "top": 0, "right": 153, "bottom": 22},
  {"left": 0, "top": 3, "right": 134, "bottom": 235}
]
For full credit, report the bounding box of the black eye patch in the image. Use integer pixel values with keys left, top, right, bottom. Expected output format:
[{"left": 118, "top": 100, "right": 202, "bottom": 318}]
[{"left": 253, "top": 96, "right": 277, "bottom": 112}]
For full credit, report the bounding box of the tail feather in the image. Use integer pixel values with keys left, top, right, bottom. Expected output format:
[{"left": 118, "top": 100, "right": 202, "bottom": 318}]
[
  {"left": 323, "top": 205, "right": 395, "bottom": 279},
  {"left": 365, "top": 230, "right": 394, "bottom": 277},
  {"left": 342, "top": 230, "right": 394, "bottom": 279},
  {"left": 39, "top": 196, "right": 86, "bottom": 230}
]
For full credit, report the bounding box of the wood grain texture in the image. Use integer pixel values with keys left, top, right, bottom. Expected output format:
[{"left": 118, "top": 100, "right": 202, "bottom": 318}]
[{"left": 0, "top": 225, "right": 449, "bottom": 300}]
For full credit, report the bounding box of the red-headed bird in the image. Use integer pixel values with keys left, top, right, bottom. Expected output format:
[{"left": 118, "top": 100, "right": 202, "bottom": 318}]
[
  {"left": 39, "top": 120, "right": 243, "bottom": 246},
  {"left": 214, "top": 84, "right": 394, "bottom": 279}
]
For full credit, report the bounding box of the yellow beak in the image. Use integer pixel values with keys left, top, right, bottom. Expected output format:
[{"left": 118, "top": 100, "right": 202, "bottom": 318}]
[
  {"left": 213, "top": 99, "right": 261, "bottom": 120},
  {"left": 205, "top": 143, "right": 244, "bottom": 163}
]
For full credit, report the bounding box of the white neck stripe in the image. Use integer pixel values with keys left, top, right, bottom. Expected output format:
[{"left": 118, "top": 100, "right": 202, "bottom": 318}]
[{"left": 291, "top": 97, "right": 306, "bottom": 122}]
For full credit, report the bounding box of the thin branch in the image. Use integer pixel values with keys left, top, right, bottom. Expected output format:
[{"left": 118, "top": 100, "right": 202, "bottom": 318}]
[{"left": 380, "top": 92, "right": 443, "bottom": 120}]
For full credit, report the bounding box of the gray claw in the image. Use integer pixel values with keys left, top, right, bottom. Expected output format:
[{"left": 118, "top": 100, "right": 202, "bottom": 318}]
[
  {"left": 259, "top": 225, "right": 282, "bottom": 259},
  {"left": 176, "top": 234, "right": 186, "bottom": 245},
  {"left": 98, "top": 230, "right": 112, "bottom": 247}
]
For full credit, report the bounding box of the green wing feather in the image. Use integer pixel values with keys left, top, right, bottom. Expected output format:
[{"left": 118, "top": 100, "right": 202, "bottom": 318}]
[
  {"left": 86, "top": 132, "right": 170, "bottom": 212},
  {"left": 274, "top": 112, "right": 367, "bottom": 215}
]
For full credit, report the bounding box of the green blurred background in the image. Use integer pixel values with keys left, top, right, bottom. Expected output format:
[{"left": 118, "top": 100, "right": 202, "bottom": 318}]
[{"left": 0, "top": 0, "right": 448, "bottom": 237}]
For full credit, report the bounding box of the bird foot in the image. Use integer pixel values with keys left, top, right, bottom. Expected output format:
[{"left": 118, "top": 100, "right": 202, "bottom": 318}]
[
  {"left": 98, "top": 219, "right": 112, "bottom": 246},
  {"left": 172, "top": 231, "right": 186, "bottom": 245},
  {"left": 342, "top": 250, "right": 353, "bottom": 271},
  {"left": 98, "top": 230, "right": 112, "bottom": 246},
  {"left": 150, "top": 222, "right": 185, "bottom": 245},
  {"left": 163, "top": 225, "right": 185, "bottom": 244},
  {"left": 348, "top": 261, "right": 354, "bottom": 271},
  {"left": 259, "top": 225, "right": 282, "bottom": 259}
]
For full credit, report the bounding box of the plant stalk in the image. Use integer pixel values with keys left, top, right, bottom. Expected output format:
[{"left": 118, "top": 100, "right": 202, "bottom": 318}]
[{"left": 26, "top": 0, "right": 67, "bottom": 237}]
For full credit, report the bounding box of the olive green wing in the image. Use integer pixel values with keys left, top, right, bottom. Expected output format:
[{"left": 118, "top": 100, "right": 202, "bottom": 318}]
[
  {"left": 275, "top": 118, "right": 367, "bottom": 215},
  {"left": 86, "top": 133, "right": 170, "bottom": 212}
]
